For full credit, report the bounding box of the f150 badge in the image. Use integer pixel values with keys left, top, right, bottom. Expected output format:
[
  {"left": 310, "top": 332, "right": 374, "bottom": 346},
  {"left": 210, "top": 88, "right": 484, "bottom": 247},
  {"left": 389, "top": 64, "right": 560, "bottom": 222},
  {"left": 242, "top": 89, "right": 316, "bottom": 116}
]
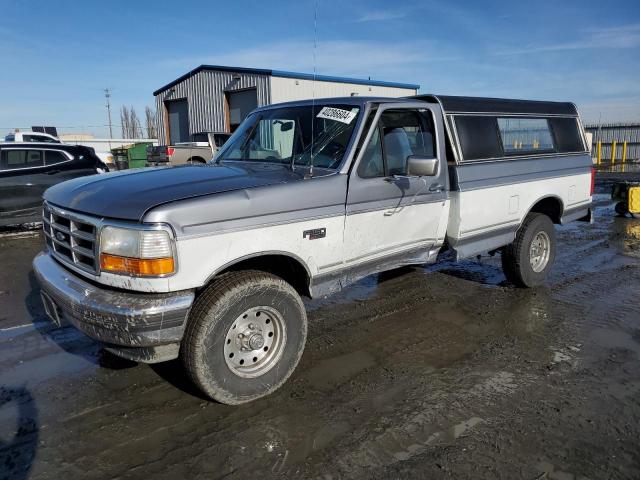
[{"left": 303, "top": 228, "right": 326, "bottom": 240}]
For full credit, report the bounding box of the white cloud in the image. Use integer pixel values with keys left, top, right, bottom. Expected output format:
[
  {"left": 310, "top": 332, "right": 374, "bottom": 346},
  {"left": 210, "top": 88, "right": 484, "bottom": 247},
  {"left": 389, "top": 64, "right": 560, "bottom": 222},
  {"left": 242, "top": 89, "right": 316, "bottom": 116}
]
[
  {"left": 158, "top": 39, "right": 456, "bottom": 81},
  {"left": 355, "top": 9, "right": 407, "bottom": 22},
  {"left": 495, "top": 22, "right": 640, "bottom": 55}
]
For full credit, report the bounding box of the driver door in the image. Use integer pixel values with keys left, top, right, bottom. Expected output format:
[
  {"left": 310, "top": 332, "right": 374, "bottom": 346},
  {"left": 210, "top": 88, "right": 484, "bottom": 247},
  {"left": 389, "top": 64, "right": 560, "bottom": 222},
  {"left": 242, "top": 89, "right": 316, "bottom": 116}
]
[{"left": 343, "top": 103, "right": 449, "bottom": 267}]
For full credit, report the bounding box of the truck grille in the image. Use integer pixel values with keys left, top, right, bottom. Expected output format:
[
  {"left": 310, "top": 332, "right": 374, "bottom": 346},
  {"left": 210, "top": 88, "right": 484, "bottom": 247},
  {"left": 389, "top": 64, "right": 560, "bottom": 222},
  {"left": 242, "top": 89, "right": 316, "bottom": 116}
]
[{"left": 43, "top": 203, "right": 99, "bottom": 274}]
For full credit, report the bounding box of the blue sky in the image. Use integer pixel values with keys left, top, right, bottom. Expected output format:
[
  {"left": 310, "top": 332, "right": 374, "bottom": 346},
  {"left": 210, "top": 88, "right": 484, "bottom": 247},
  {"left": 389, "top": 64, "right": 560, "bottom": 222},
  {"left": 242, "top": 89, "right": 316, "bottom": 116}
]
[{"left": 1, "top": 0, "right": 639, "bottom": 137}]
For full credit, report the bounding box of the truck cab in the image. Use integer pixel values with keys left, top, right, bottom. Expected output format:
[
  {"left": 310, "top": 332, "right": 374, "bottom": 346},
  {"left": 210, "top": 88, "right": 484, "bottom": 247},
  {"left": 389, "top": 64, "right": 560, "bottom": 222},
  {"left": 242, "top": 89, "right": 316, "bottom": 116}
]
[{"left": 33, "top": 95, "right": 593, "bottom": 404}]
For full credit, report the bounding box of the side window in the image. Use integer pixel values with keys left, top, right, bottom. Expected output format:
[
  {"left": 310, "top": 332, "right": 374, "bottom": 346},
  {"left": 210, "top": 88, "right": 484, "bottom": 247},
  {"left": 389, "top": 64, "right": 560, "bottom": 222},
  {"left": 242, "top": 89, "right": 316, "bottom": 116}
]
[
  {"left": 358, "top": 109, "right": 436, "bottom": 177},
  {"left": 0, "top": 149, "right": 44, "bottom": 170},
  {"left": 548, "top": 117, "right": 584, "bottom": 153},
  {"left": 45, "top": 150, "right": 70, "bottom": 165},
  {"left": 497, "top": 118, "right": 554, "bottom": 154},
  {"left": 455, "top": 116, "right": 502, "bottom": 161},
  {"left": 357, "top": 126, "right": 384, "bottom": 177}
]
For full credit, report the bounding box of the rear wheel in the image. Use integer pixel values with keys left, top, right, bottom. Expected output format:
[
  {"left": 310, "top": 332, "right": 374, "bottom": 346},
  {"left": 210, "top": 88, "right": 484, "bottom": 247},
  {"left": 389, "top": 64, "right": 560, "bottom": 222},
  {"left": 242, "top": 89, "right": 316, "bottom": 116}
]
[
  {"left": 182, "top": 270, "right": 307, "bottom": 404},
  {"left": 502, "top": 213, "right": 556, "bottom": 288}
]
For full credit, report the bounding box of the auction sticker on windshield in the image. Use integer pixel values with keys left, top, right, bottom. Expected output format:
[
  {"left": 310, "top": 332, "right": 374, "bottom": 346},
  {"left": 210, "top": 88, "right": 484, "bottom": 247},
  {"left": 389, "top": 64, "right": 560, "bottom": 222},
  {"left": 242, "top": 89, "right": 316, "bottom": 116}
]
[{"left": 316, "top": 107, "right": 358, "bottom": 124}]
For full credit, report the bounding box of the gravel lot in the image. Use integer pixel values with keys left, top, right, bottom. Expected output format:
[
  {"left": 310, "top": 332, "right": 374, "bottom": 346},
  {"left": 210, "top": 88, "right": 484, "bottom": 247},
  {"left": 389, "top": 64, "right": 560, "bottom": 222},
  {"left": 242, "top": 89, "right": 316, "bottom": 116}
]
[{"left": 1, "top": 176, "right": 639, "bottom": 480}]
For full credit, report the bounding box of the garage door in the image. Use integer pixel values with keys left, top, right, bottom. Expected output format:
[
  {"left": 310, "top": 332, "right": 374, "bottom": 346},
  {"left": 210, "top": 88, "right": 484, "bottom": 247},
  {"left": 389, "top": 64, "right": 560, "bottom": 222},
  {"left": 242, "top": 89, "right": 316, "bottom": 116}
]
[
  {"left": 227, "top": 89, "right": 258, "bottom": 132},
  {"left": 167, "top": 99, "right": 190, "bottom": 144}
]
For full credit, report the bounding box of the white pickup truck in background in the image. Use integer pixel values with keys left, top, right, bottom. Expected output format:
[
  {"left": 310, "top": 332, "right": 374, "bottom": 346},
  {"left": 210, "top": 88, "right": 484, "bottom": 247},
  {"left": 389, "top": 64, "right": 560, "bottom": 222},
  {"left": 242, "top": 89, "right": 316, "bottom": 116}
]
[{"left": 34, "top": 94, "right": 593, "bottom": 404}]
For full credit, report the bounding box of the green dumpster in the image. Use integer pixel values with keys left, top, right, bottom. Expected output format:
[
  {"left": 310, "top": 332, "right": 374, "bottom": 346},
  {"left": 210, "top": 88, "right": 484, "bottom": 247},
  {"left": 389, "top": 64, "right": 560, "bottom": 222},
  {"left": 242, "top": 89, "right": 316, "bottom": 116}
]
[
  {"left": 128, "top": 142, "right": 153, "bottom": 169},
  {"left": 111, "top": 142, "right": 153, "bottom": 170}
]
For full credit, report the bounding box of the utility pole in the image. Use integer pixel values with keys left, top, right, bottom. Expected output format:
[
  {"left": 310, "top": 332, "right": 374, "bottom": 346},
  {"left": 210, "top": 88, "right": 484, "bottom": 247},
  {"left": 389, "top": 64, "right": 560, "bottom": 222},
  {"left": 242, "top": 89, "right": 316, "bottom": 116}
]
[{"left": 104, "top": 88, "right": 113, "bottom": 139}]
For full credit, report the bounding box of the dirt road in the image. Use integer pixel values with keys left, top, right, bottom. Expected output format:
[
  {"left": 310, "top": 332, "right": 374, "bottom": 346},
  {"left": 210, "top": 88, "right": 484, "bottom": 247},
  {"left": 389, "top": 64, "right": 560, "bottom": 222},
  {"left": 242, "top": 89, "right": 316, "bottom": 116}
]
[{"left": 1, "top": 185, "right": 639, "bottom": 479}]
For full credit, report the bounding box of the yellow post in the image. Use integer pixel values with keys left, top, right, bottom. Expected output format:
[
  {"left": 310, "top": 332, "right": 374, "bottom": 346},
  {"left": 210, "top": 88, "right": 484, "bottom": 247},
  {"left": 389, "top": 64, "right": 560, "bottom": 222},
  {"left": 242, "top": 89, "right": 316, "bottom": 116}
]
[
  {"left": 611, "top": 140, "right": 617, "bottom": 165},
  {"left": 622, "top": 141, "right": 628, "bottom": 163},
  {"left": 597, "top": 141, "right": 602, "bottom": 165}
]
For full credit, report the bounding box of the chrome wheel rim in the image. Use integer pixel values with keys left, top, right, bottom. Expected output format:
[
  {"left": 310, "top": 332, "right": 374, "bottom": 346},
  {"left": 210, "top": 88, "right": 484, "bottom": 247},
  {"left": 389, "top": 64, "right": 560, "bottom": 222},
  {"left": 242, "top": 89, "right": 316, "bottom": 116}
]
[
  {"left": 530, "top": 231, "right": 551, "bottom": 273},
  {"left": 223, "top": 306, "right": 287, "bottom": 378}
]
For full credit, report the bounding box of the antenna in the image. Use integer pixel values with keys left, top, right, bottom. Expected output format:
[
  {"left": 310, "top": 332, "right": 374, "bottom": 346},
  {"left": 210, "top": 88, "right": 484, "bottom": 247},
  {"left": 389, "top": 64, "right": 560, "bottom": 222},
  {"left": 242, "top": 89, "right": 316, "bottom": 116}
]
[
  {"left": 308, "top": 0, "right": 319, "bottom": 178},
  {"left": 104, "top": 88, "right": 113, "bottom": 139}
]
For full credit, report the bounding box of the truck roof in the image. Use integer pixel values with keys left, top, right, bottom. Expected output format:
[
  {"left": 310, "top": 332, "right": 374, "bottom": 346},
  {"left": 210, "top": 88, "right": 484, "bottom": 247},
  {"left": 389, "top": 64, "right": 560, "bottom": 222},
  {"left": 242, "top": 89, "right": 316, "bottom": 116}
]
[
  {"left": 414, "top": 94, "right": 578, "bottom": 116},
  {"left": 256, "top": 95, "right": 579, "bottom": 117}
]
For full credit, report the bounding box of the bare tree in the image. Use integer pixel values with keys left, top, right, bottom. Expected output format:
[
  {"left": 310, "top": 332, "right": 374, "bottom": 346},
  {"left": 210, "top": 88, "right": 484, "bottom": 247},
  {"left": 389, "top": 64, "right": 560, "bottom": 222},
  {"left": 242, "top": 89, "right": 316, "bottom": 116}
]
[
  {"left": 130, "top": 106, "right": 142, "bottom": 139},
  {"left": 120, "top": 105, "right": 131, "bottom": 138},
  {"left": 145, "top": 106, "right": 157, "bottom": 139}
]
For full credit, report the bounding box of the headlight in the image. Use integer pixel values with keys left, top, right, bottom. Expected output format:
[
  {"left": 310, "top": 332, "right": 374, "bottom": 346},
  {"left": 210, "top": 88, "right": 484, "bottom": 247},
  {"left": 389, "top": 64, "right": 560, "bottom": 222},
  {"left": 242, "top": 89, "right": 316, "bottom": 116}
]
[{"left": 99, "top": 226, "right": 175, "bottom": 276}]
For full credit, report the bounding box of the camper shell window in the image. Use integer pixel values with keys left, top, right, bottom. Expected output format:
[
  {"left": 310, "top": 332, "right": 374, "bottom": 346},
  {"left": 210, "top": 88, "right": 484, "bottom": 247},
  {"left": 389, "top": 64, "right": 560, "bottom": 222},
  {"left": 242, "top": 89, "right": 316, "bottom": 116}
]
[{"left": 453, "top": 115, "right": 586, "bottom": 162}]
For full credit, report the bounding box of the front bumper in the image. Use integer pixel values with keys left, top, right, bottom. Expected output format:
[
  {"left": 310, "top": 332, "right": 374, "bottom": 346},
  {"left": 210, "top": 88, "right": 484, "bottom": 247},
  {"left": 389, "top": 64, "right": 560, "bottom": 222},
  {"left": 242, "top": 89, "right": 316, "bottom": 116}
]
[{"left": 33, "top": 252, "right": 195, "bottom": 357}]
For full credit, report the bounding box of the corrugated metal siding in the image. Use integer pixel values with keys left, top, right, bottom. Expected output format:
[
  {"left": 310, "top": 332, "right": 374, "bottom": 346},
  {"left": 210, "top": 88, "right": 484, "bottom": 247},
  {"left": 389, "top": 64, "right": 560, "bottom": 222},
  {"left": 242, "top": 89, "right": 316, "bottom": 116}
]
[
  {"left": 155, "top": 70, "right": 270, "bottom": 145},
  {"left": 585, "top": 123, "right": 640, "bottom": 160},
  {"left": 270, "top": 76, "right": 416, "bottom": 103}
]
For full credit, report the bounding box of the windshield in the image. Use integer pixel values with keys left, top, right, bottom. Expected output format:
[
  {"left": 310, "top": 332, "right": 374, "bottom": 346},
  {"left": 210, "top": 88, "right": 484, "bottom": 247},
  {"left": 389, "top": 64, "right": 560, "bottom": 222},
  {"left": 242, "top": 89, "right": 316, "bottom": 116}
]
[{"left": 216, "top": 104, "right": 361, "bottom": 169}]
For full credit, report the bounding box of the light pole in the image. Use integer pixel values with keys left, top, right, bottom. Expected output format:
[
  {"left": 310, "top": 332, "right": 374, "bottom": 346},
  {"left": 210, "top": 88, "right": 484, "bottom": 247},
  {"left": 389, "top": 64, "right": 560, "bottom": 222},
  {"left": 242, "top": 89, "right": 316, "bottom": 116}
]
[{"left": 104, "top": 88, "right": 113, "bottom": 139}]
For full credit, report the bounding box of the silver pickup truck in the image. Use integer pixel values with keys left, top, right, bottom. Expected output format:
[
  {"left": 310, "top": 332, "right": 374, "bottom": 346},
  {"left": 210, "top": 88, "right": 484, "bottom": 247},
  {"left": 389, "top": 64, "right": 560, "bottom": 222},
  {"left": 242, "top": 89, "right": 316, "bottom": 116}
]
[{"left": 34, "top": 95, "right": 593, "bottom": 404}]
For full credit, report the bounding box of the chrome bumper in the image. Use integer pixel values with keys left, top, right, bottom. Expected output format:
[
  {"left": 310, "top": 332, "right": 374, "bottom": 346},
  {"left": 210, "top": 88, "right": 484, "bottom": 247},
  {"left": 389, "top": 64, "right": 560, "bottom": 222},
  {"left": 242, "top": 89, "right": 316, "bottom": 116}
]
[{"left": 33, "top": 252, "right": 195, "bottom": 351}]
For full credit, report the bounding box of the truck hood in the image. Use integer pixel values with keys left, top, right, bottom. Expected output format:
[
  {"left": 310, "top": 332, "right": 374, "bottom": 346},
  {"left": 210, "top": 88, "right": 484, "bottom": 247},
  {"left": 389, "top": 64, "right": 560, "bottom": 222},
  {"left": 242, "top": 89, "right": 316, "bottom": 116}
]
[{"left": 44, "top": 163, "right": 310, "bottom": 221}]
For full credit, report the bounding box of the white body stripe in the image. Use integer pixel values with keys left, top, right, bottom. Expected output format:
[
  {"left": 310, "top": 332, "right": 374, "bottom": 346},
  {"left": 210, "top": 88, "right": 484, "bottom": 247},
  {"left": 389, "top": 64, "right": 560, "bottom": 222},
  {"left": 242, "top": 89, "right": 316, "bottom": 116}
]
[{"left": 449, "top": 173, "right": 591, "bottom": 240}]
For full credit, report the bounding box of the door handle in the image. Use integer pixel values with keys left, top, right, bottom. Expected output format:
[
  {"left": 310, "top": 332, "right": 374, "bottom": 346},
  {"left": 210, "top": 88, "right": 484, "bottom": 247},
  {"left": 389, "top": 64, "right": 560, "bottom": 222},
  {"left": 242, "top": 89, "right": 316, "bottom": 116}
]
[
  {"left": 46, "top": 170, "right": 60, "bottom": 175},
  {"left": 429, "top": 183, "right": 444, "bottom": 192}
]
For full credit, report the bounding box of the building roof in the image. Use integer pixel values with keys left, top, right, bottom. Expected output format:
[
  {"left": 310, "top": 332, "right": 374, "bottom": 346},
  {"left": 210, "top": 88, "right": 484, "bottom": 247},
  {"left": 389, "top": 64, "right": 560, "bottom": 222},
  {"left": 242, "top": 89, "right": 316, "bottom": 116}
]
[
  {"left": 414, "top": 94, "right": 578, "bottom": 116},
  {"left": 153, "top": 64, "right": 420, "bottom": 96}
]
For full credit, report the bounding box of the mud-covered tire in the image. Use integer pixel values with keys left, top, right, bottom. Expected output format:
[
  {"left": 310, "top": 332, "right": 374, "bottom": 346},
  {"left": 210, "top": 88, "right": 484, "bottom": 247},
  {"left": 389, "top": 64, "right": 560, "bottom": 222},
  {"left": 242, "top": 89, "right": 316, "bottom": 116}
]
[
  {"left": 182, "top": 270, "right": 307, "bottom": 404},
  {"left": 615, "top": 201, "right": 629, "bottom": 216},
  {"left": 501, "top": 213, "right": 556, "bottom": 288}
]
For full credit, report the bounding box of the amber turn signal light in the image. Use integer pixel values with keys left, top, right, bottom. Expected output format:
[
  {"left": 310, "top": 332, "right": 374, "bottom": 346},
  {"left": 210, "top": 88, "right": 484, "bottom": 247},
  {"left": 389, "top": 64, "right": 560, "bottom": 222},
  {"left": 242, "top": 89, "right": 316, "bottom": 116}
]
[{"left": 100, "top": 254, "right": 175, "bottom": 276}]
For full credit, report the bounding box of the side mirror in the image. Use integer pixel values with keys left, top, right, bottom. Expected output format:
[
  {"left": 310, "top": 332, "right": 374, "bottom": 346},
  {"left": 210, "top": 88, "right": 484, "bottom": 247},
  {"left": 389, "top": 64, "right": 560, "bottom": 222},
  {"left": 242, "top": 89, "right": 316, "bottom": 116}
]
[{"left": 407, "top": 155, "right": 438, "bottom": 176}]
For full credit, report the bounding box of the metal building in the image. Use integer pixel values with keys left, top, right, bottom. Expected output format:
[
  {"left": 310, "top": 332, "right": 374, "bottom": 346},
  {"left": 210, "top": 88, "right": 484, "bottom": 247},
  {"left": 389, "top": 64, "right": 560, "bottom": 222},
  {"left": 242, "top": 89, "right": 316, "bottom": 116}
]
[
  {"left": 585, "top": 123, "right": 640, "bottom": 161},
  {"left": 153, "top": 65, "right": 419, "bottom": 145}
]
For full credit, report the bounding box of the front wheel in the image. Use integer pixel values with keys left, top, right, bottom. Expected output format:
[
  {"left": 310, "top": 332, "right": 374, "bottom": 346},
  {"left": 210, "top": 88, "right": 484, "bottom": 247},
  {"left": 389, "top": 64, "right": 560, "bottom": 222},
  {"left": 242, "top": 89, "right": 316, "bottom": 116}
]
[
  {"left": 502, "top": 213, "right": 556, "bottom": 288},
  {"left": 182, "top": 270, "right": 307, "bottom": 404}
]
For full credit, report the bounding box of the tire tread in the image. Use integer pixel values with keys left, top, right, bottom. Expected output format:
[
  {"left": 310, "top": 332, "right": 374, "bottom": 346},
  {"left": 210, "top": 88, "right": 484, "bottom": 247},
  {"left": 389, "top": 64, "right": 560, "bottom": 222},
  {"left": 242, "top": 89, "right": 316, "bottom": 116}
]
[{"left": 182, "top": 270, "right": 306, "bottom": 404}]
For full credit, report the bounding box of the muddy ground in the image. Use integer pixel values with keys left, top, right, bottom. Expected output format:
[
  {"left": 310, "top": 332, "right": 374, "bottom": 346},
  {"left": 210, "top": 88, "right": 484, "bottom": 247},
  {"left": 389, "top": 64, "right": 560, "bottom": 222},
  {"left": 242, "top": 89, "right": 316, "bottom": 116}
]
[{"left": 1, "top": 176, "right": 639, "bottom": 480}]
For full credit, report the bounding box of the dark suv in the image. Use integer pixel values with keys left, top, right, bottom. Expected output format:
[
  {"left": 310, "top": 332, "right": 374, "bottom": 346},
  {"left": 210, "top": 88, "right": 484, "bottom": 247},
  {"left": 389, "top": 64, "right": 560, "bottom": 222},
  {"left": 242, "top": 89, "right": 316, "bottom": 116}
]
[{"left": 0, "top": 142, "right": 107, "bottom": 226}]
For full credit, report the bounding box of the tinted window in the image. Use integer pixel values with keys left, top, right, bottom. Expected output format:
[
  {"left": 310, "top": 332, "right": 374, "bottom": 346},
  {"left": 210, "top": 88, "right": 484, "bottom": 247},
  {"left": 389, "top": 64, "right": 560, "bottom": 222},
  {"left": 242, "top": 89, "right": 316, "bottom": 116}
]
[
  {"left": 191, "top": 133, "right": 208, "bottom": 142},
  {"left": 0, "top": 149, "right": 44, "bottom": 170},
  {"left": 45, "top": 150, "right": 70, "bottom": 165},
  {"left": 4, "top": 134, "right": 15, "bottom": 141},
  {"left": 549, "top": 117, "right": 584, "bottom": 153},
  {"left": 498, "top": 118, "right": 554, "bottom": 154},
  {"left": 213, "top": 134, "right": 230, "bottom": 147},
  {"left": 455, "top": 116, "right": 502, "bottom": 161}
]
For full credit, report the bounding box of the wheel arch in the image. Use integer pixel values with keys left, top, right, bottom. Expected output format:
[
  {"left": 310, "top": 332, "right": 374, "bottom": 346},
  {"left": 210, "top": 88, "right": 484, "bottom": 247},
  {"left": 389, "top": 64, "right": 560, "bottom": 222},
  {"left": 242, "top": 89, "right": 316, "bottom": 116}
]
[
  {"left": 525, "top": 195, "right": 564, "bottom": 225},
  {"left": 188, "top": 156, "right": 207, "bottom": 164},
  {"left": 202, "top": 251, "right": 312, "bottom": 298}
]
